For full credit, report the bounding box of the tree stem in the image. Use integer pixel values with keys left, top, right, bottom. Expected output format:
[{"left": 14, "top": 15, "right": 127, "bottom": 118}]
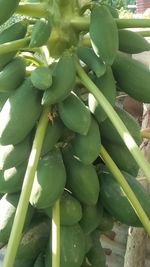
[
  {"left": 0, "top": 37, "right": 30, "bottom": 55},
  {"left": 16, "top": 3, "right": 49, "bottom": 18},
  {"left": 3, "top": 106, "right": 49, "bottom": 267}
]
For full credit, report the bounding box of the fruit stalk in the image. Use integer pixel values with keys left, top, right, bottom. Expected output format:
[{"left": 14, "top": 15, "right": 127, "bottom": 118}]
[
  {"left": 100, "top": 145, "right": 150, "bottom": 235},
  {"left": 16, "top": 2, "right": 49, "bottom": 18},
  {"left": 75, "top": 59, "right": 150, "bottom": 181},
  {"left": 52, "top": 199, "right": 60, "bottom": 267},
  {"left": 0, "top": 37, "right": 30, "bottom": 55},
  {"left": 3, "top": 106, "right": 49, "bottom": 267}
]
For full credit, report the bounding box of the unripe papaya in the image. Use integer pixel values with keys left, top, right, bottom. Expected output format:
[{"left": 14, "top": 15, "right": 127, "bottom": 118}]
[
  {"left": 0, "top": 56, "right": 26, "bottom": 92},
  {"left": 112, "top": 51, "right": 150, "bottom": 102},
  {"left": 31, "top": 66, "right": 52, "bottom": 90},
  {"left": 14, "top": 259, "right": 34, "bottom": 267},
  {"left": 30, "top": 148, "right": 66, "bottom": 209},
  {"left": 58, "top": 91, "right": 91, "bottom": 135},
  {"left": 71, "top": 116, "right": 101, "bottom": 164},
  {"left": 33, "top": 254, "right": 44, "bottom": 267},
  {"left": 0, "top": 92, "right": 10, "bottom": 111},
  {"left": 90, "top": 4, "right": 118, "bottom": 65},
  {"left": 0, "top": 0, "right": 21, "bottom": 25},
  {"left": 42, "top": 51, "right": 76, "bottom": 105},
  {"left": 0, "top": 78, "right": 42, "bottom": 145}
]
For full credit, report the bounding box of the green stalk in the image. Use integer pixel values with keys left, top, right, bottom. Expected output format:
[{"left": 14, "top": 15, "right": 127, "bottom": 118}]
[
  {"left": 70, "top": 16, "right": 150, "bottom": 32},
  {"left": 100, "top": 145, "right": 150, "bottom": 235},
  {"left": 0, "top": 37, "right": 30, "bottom": 55},
  {"left": 75, "top": 59, "right": 150, "bottom": 182},
  {"left": 137, "top": 30, "right": 150, "bottom": 37},
  {"left": 3, "top": 106, "right": 49, "bottom": 267},
  {"left": 141, "top": 129, "right": 150, "bottom": 139},
  {"left": 16, "top": 2, "right": 49, "bottom": 18},
  {"left": 52, "top": 200, "right": 60, "bottom": 267}
]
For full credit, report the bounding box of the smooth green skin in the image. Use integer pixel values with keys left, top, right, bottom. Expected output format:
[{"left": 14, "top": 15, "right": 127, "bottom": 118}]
[
  {"left": 77, "top": 46, "right": 106, "bottom": 77},
  {"left": 112, "top": 51, "right": 150, "bottom": 103},
  {"left": 0, "top": 21, "right": 27, "bottom": 70},
  {"left": 45, "top": 224, "right": 85, "bottom": 267},
  {"left": 100, "top": 106, "right": 142, "bottom": 146},
  {"left": 33, "top": 253, "right": 44, "bottom": 267},
  {"left": 71, "top": 116, "right": 101, "bottom": 165},
  {"left": 80, "top": 203, "right": 102, "bottom": 235},
  {"left": 100, "top": 171, "right": 150, "bottom": 227},
  {"left": 0, "top": 193, "right": 34, "bottom": 244},
  {"left": 84, "top": 234, "right": 93, "bottom": 254},
  {"left": 0, "top": 134, "right": 31, "bottom": 170},
  {"left": 0, "top": 0, "right": 21, "bottom": 25},
  {"left": 0, "top": 57, "right": 26, "bottom": 92},
  {"left": 0, "top": 92, "right": 10, "bottom": 111},
  {"left": 90, "top": 5, "right": 118, "bottom": 65},
  {"left": 42, "top": 52, "right": 76, "bottom": 105},
  {"left": 58, "top": 91, "right": 91, "bottom": 135},
  {"left": 29, "top": 18, "right": 52, "bottom": 48},
  {"left": 62, "top": 147, "right": 100, "bottom": 205},
  {"left": 41, "top": 117, "right": 64, "bottom": 157},
  {"left": 97, "top": 209, "right": 114, "bottom": 232},
  {"left": 119, "top": 29, "right": 150, "bottom": 54},
  {"left": 0, "top": 78, "right": 42, "bottom": 145},
  {"left": 44, "top": 190, "right": 82, "bottom": 226},
  {"left": 30, "top": 148, "right": 66, "bottom": 209},
  {"left": 88, "top": 66, "right": 116, "bottom": 123},
  {"left": 14, "top": 259, "right": 34, "bottom": 267},
  {"left": 87, "top": 231, "right": 106, "bottom": 267},
  {"left": 31, "top": 66, "right": 52, "bottom": 90},
  {"left": 16, "top": 217, "right": 50, "bottom": 260},
  {"left": 103, "top": 140, "right": 139, "bottom": 176},
  {"left": 0, "top": 160, "right": 27, "bottom": 193}
]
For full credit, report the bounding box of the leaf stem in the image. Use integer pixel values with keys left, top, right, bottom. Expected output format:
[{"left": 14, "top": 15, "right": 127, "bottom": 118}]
[
  {"left": 0, "top": 37, "right": 30, "bottom": 55},
  {"left": 16, "top": 3, "right": 49, "bottom": 18},
  {"left": 100, "top": 145, "right": 150, "bottom": 235},
  {"left": 3, "top": 106, "right": 49, "bottom": 267},
  {"left": 52, "top": 200, "right": 60, "bottom": 267},
  {"left": 75, "top": 59, "right": 150, "bottom": 182}
]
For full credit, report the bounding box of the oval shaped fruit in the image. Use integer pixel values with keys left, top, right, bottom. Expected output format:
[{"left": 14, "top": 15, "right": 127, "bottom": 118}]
[
  {"left": 29, "top": 18, "right": 52, "bottom": 48},
  {"left": 62, "top": 147, "right": 100, "bottom": 205},
  {"left": 0, "top": 92, "right": 10, "bottom": 111},
  {"left": 0, "top": 78, "right": 42, "bottom": 145},
  {"left": 77, "top": 46, "right": 106, "bottom": 77},
  {"left": 42, "top": 51, "right": 76, "bottom": 105},
  {"left": 33, "top": 253, "right": 44, "bottom": 267},
  {"left": 88, "top": 66, "right": 116, "bottom": 123},
  {"left": 0, "top": 21, "right": 27, "bottom": 70},
  {"left": 30, "top": 148, "right": 66, "bottom": 209},
  {"left": 31, "top": 66, "right": 52, "bottom": 90},
  {"left": 0, "top": 0, "right": 21, "bottom": 25},
  {"left": 97, "top": 209, "right": 114, "bottom": 232},
  {"left": 100, "top": 106, "right": 142, "bottom": 146},
  {"left": 58, "top": 91, "right": 91, "bottom": 135},
  {"left": 118, "top": 29, "right": 150, "bottom": 54},
  {"left": 90, "top": 4, "right": 118, "bottom": 65},
  {"left": 112, "top": 51, "right": 150, "bottom": 102},
  {"left": 45, "top": 224, "right": 85, "bottom": 267},
  {"left": 0, "top": 134, "right": 31, "bottom": 170},
  {"left": 0, "top": 57, "right": 26, "bottom": 92},
  {"left": 0, "top": 161, "right": 27, "bottom": 193},
  {"left": 0, "top": 193, "right": 34, "bottom": 244},
  {"left": 100, "top": 171, "right": 150, "bottom": 226},
  {"left": 14, "top": 259, "right": 34, "bottom": 267},
  {"left": 71, "top": 116, "right": 101, "bottom": 164}
]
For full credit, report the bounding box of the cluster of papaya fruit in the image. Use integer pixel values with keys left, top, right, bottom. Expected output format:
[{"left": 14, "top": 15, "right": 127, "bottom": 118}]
[{"left": 1, "top": 0, "right": 150, "bottom": 267}]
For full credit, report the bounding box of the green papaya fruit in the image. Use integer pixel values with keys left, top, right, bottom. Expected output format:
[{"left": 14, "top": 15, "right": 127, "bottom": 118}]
[
  {"left": 33, "top": 253, "right": 44, "bottom": 267},
  {"left": 88, "top": 66, "right": 116, "bottom": 123},
  {"left": 0, "top": 56, "right": 26, "bottom": 92},
  {"left": 45, "top": 224, "right": 85, "bottom": 267},
  {"left": 0, "top": 92, "right": 10, "bottom": 111},
  {"left": 0, "top": 0, "right": 21, "bottom": 25},
  {"left": 84, "top": 234, "right": 93, "bottom": 254},
  {"left": 76, "top": 46, "right": 106, "bottom": 77},
  {"left": 14, "top": 259, "right": 34, "bottom": 267},
  {"left": 118, "top": 29, "right": 150, "bottom": 54},
  {"left": 104, "top": 4, "right": 119, "bottom": 18},
  {"left": 0, "top": 193, "right": 34, "bottom": 244},
  {"left": 90, "top": 4, "right": 118, "bottom": 65},
  {"left": 62, "top": 147, "right": 100, "bottom": 205},
  {"left": 0, "top": 161, "right": 27, "bottom": 193},
  {"left": 41, "top": 117, "right": 64, "bottom": 157},
  {"left": 71, "top": 116, "right": 101, "bottom": 164},
  {"left": 100, "top": 171, "right": 150, "bottom": 226},
  {"left": 0, "top": 78, "right": 42, "bottom": 145},
  {"left": 0, "top": 21, "right": 27, "bottom": 70},
  {"left": 29, "top": 18, "right": 52, "bottom": 48},
  {"left": 42, "top": 51, "right": 76, "bottom": 105},
  {"left": 97, "top": 209, "right": 114, "bottom": 232},
  {"left": 30, "top": 148, "right": 66, "bottom": 209},
  {"left": 31, "top": 66, "right": 52, "bottom": 90},
  {"left": 112, "top": 51, "right": 150, "bottom": 102},
  {"left": 103, "top": 140, "right": 139, "bottom": 176},
  {"left": 16, "top": 216, "right": 50, "bottom": 260},
  {"left": 0, "top": 134, "right": 31, "bottom": 170},
  {"left": 100, "top": 106, "right": 142, "bottom": 146},
  {"left": 58, "top": 91, "right": 91, "bottom": 135}
]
